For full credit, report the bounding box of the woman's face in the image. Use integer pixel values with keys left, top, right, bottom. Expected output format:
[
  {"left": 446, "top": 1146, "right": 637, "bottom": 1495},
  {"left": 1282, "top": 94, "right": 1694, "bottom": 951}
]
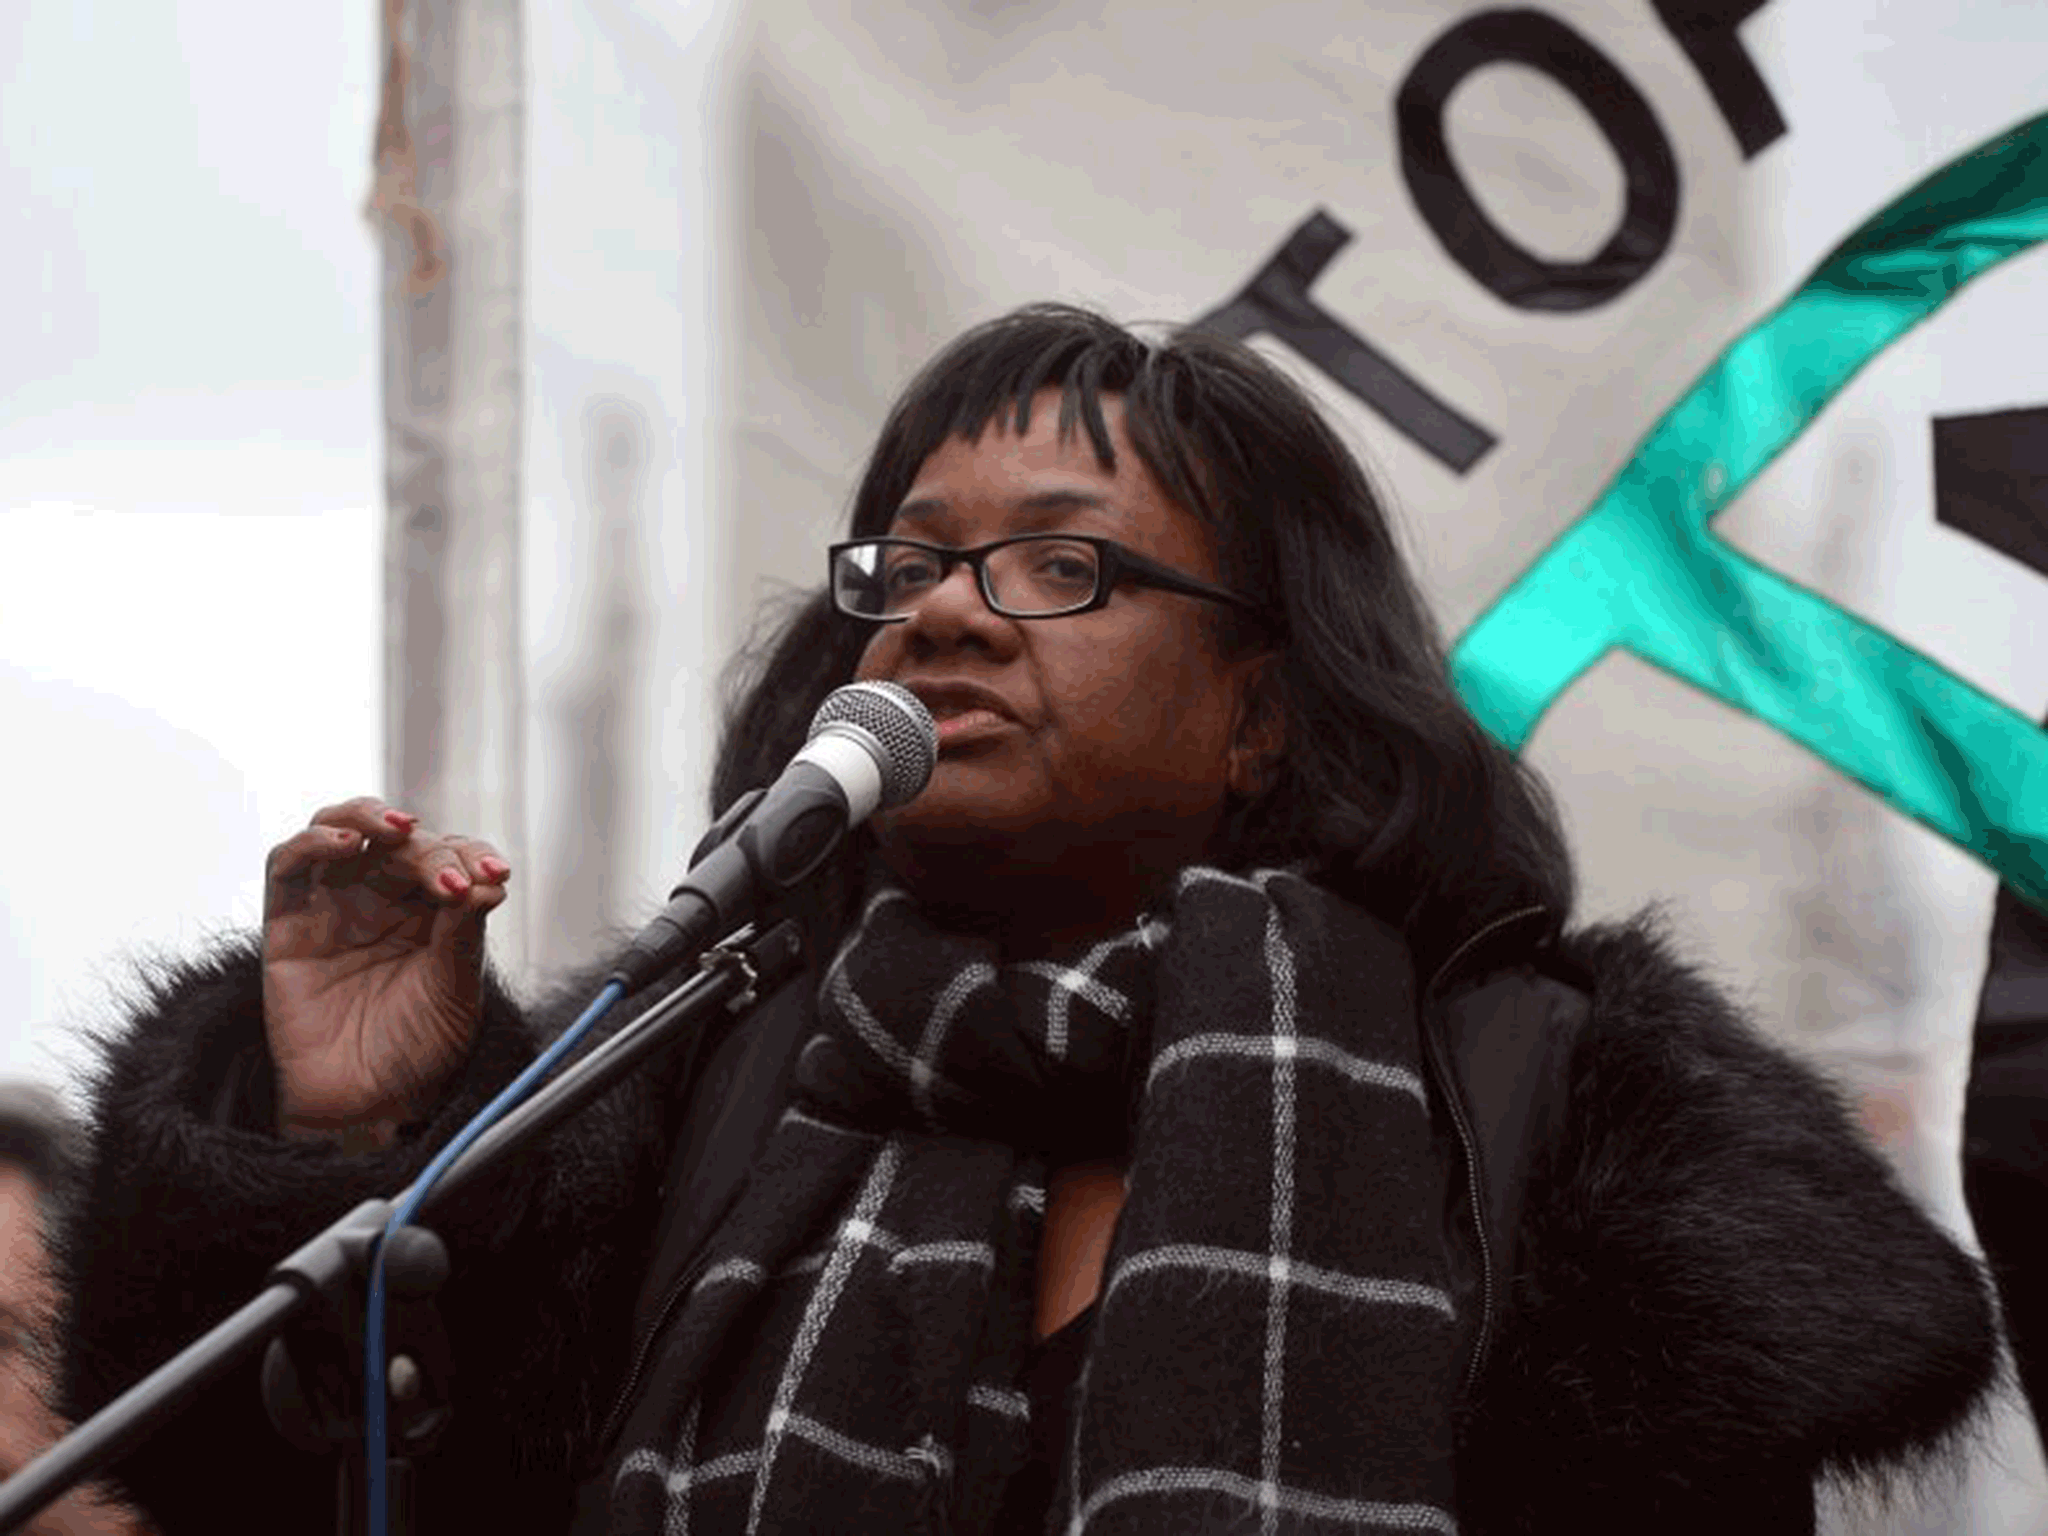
[{"left": 853, "top": 391, "right": 1271, "bottom": 918}]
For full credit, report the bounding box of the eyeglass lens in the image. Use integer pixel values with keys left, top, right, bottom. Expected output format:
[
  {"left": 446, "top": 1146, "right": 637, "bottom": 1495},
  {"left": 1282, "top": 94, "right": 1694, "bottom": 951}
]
[{"left": 834, "top": 538, "right": 1102, "bottom": 618}]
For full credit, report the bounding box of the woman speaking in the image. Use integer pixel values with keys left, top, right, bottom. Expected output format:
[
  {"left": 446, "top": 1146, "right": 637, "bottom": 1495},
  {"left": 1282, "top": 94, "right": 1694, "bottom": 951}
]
[{"left": 61, "top": 307, "right": 1995, "bottom": 1534}]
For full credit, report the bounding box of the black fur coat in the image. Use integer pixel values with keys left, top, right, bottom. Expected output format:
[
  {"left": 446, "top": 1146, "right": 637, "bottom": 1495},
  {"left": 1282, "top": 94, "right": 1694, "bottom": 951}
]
[{"left": 53, "top": 915, "right": 1998, "bottom": 1534}]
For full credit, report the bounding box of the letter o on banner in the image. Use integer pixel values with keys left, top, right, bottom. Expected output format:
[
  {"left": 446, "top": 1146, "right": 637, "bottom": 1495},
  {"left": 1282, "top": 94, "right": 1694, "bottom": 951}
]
[{"left": 1397, "top": 8, "right": 1681, "bottom": 311}]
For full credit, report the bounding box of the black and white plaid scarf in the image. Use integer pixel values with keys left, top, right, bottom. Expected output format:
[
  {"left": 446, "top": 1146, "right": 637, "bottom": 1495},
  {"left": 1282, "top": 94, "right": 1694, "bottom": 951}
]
[{"left": 603, "top": 866, "right": 1459, "bottom": 1534}]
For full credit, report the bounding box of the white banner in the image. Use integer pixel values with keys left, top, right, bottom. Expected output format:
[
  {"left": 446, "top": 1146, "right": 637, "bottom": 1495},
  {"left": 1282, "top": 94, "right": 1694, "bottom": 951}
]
[{"left": 692, "top": 2, "right": 2048, "bottom": 1526}]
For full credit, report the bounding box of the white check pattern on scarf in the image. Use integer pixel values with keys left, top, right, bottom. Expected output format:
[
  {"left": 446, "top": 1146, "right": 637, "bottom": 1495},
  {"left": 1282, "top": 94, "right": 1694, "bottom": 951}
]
[{"left": 610, "top": 866, "right": 1461, "bottom": 1535}]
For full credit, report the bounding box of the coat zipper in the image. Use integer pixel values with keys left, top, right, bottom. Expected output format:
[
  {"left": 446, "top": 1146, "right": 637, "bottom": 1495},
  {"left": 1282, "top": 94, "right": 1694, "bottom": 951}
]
[
  {"left": 596, "top": 1249, "right": 713, "bottom": 1456},
  {"left": 1422, "top": 904, "right": 1547, "bottom": 1395}
]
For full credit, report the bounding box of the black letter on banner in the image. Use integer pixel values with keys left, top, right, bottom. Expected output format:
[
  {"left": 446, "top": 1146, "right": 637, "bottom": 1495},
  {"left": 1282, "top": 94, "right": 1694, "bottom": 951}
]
[
  {"left": 1651, "top": 0, "right": 1787, "bottom": 159},
  {"left": 1193, "top": 210, "right": 1498, "bottom": 474},
  {"left": 1934, "top": 405, "right": 2048, "bottom": 579},
  {"left": 1396, "top": 8, "right": 1680, "bottom": 311}
]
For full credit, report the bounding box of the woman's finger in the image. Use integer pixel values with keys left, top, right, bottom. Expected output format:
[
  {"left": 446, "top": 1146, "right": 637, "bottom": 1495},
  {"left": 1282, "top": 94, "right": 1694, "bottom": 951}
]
[
  {"left": 430, "top": 870, "right": 509, "bottom": 952},
  {"left": 443, "top": 873, "right": 510, "bottom": 920},
  {"left": 401, "top": 835, "right": 502, "bottom": 903},
  {"left": 266, "top": 822, "right": 376, "bottom": 887},
  {"left": 308, "top": 796, "right": 422, "bottom": 844},
  {"left": 444, "top": 837, "right": 512, "bottom": 888},
  {"left": 268, "top": 805, "right": 508, "bottom": 905}
]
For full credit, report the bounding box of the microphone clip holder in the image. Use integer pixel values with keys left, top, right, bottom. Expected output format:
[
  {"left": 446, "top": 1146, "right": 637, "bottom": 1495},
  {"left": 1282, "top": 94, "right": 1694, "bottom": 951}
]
[
  {"left": 699, "top": 924, "right": 765, "bottom": 1011},
  {"left": 260, "top": 1200, "right": 455, "bottom": 1536}
]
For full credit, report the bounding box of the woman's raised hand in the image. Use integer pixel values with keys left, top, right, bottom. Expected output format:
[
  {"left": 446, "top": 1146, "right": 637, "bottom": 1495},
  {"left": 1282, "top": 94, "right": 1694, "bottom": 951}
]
[{"left": 261, "top": 797, "right": 511, "bottom": 1142}]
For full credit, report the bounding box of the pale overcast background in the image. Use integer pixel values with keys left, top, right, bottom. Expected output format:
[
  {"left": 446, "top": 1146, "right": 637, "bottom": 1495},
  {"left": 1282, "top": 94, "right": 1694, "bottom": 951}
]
[
  {"left": 1, "top": 0, "right": 743, "bottom": 1098},
  {"left": 1, "top": 0, "right": 385, "bottom": 1097}
]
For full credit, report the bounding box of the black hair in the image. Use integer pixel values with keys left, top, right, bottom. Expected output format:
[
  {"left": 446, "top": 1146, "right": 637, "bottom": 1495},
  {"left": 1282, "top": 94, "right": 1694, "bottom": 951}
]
[
  {"left": 0, "top": 1080, "right": 81, "bottom": 1211},
  {"left": 713, "top": 304, "right": 1574, "bottom": 973}
]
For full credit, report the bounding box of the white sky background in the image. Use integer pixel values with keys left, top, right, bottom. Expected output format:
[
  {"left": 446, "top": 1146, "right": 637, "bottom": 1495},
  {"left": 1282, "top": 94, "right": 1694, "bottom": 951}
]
[{"left": 0, "top": 0, "right": 383, "bottom": 1099}]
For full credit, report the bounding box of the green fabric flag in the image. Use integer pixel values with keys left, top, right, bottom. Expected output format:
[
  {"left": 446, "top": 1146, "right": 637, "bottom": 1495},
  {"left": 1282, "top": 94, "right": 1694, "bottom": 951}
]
[{"left": 1451, "top": 114, "right": 2048, "bottom": 906}]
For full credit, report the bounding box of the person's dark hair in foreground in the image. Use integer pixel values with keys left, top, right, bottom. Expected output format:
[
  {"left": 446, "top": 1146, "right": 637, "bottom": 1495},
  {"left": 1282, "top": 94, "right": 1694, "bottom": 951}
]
[
  {"left": 56, "top": 306, "right": 1996, "bottom": 1536},
  {"left": 0, "top": 1084, "right": 83, "bottom": 1209},
  {"left": 1, "top": 1083, "right": 153, "bottom": 1536}
]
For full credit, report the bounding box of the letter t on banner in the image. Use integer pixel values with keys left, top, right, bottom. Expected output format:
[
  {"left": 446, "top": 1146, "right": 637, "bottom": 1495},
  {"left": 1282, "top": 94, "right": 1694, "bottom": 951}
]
[{"left": 1193, "top": 211, "right": 1499, "bottom": 474}]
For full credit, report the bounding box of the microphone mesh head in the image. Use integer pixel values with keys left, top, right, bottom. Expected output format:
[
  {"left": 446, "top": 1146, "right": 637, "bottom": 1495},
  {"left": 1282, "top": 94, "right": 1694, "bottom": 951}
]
[{"left": 809, "top": 681, "right": 939, "bottom": 807}]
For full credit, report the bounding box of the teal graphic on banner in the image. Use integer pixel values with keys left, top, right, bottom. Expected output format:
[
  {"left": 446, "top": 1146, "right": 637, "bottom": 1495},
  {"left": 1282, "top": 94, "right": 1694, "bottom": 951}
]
[{"left": 1451, "top": 113, "right": 2048, "bottom": 907}]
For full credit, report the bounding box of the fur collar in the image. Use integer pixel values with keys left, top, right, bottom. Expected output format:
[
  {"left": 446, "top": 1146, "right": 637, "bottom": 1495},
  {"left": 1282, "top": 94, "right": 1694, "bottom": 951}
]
[{"left": 1456, "top": 914, "right": 2000, "bottom": 1530}]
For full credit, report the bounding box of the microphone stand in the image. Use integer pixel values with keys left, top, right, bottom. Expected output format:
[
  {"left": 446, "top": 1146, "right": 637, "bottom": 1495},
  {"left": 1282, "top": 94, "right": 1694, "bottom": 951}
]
[{"left": 0, "top": 920, "right": 805, "bottom": 1536}]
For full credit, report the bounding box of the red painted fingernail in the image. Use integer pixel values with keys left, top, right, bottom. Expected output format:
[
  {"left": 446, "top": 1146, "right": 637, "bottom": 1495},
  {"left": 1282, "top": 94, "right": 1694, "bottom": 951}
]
[
  {"left": 385, "top": 810, "right": 417, "bottom": 828},
  {"left": 439, "top": 869, "right": 470, "bottom": 895},
  {"left": 480, "top": 858, "right": 509, "bottom": 879}
]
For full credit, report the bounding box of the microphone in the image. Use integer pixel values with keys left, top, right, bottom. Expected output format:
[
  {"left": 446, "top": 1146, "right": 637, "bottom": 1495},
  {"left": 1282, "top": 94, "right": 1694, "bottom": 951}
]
[{"left": 608, "top": 681, "right": 938, "bottom": 992}]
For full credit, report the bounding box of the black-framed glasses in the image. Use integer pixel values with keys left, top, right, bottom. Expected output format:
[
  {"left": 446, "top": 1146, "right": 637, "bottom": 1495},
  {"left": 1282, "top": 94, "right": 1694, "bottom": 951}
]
[{"left": 828, "top": 534, "right": 1275, "bottom": 626}]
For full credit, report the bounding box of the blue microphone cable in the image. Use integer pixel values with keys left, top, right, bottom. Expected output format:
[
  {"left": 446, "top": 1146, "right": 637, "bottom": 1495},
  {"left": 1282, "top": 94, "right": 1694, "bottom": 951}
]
[{"left": 362, "top": 976, "right": 627, "bottom": 1536}]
